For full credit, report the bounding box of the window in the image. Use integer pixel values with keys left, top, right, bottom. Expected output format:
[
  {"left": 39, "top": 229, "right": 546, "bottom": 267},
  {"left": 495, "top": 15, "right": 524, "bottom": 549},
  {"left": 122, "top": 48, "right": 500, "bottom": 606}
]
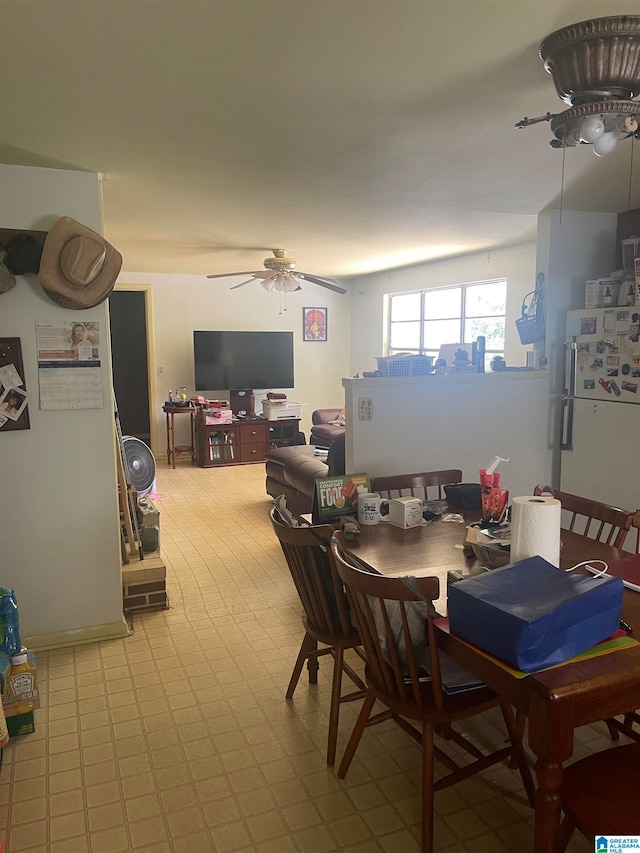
[{"left": 388, "top": 280, "right": 506, "bottom": 370}]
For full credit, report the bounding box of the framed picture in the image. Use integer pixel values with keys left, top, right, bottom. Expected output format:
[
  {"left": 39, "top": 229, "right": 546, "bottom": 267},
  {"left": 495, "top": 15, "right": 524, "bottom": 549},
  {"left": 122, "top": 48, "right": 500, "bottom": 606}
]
[{"left": 303, "top": 307, "right": 327, "bottom": 342}]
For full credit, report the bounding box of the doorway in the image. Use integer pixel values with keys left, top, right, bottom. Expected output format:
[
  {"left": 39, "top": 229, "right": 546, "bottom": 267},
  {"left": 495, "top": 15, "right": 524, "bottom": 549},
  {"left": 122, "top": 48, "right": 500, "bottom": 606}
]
[{"left": 109, "top": 287, "right": 157, "bottom": 453}]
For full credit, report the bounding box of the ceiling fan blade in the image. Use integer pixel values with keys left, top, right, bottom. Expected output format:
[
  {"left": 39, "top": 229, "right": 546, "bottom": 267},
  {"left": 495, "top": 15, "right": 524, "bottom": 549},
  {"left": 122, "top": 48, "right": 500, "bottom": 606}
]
[
  {"left": 206, "top": 270, "right": 258, "bottom": 279},
  {"left": 295, "top": 271, "right": 347, "bottom": 294},
  {"left": 229, "top": 278, "right": 258, "bottom": 290},
  {"left": 252, "top": 270, "right": 277, "bottom": 279}
]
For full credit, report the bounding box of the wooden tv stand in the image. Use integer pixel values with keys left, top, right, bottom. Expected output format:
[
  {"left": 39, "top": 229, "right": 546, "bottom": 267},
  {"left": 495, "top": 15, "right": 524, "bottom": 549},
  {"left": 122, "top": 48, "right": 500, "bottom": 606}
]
[{"left": 196, "top": 412, "right": 301, "bottom": 468}]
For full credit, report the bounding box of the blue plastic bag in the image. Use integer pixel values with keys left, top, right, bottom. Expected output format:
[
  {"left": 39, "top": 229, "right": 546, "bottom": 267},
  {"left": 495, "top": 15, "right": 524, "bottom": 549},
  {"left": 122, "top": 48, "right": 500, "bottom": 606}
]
[
  {"left": 447, "top": 556, "right": 624, "bottom": 673},
  {"left": 0, "top": 588, "right": 22, "bottom": 656}
]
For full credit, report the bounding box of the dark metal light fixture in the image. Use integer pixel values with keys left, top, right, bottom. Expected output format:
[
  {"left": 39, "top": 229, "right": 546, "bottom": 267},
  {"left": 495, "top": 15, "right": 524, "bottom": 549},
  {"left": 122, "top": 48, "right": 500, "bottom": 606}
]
[{"left": 517, "top": 16, "right": 640, "bottom": 156}]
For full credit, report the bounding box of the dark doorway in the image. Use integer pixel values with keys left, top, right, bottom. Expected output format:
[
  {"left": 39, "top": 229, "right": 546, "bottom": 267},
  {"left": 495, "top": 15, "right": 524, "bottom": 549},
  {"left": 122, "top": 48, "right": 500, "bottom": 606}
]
[{"left": 109, "top": 290, "right": 151, "bottom": 447}]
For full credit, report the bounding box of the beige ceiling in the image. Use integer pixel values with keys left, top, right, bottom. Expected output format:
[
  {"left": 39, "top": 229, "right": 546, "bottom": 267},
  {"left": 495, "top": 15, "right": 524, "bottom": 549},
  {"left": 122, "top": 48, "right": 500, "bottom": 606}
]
[{"left": 1, "top": 1, "right": 639, "bottom": 281}]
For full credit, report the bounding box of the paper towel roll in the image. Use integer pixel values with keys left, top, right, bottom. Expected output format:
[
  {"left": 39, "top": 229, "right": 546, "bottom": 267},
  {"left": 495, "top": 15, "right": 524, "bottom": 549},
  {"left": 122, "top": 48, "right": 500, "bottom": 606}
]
[{"left": 511, "top": 496, "right": 562, "bottom": 567}]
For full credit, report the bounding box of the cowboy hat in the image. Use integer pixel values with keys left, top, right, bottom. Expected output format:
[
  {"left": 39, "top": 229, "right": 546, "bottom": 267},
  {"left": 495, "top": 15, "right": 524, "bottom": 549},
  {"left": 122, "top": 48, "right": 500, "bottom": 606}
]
[
  {"left": 38, "top": 217, "right": 122, "bottom": 309},
  {"left": 0, "top": 251, "right": 16, "bottom": 294}
]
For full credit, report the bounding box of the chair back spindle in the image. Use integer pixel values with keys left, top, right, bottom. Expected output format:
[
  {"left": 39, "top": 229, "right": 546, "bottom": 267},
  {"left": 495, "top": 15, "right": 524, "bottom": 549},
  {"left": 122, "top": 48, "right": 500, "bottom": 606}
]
[{"left": 371, "top": 469, "right": 462, "bottom": 502}]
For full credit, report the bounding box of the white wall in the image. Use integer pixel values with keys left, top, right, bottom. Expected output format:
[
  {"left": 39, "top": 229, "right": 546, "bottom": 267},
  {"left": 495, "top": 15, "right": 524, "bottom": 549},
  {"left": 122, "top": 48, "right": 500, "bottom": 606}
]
[
  {"left": 0, "top": 165, "right": 127, "bottom": 647},
  {"left": 348, "top": 243, "right": 538, "bottom": 376},
  {"left": 343, "top": 372, "right": 553, "bottom": 497},
  {"left": 118, "top": 272, "right": 352, "bottom": 452}
]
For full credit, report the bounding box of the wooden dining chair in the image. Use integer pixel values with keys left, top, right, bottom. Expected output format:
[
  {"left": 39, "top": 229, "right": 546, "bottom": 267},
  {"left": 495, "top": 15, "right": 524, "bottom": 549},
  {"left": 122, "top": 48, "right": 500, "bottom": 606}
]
[
  {"left": 269, "top": 507, "right": 367, "bottom": 766},
  {"left": 553, "top": 489, "right": 632, "bottom": 549},
  {"left": 330, "top": 535, "right": 535, "bottom": 853},
  {"left": 605, "top": 508, "right": 640, "bottom": 741},
  {"left": 557, "top": 742, "right": 640, "bottom": 851},
  {"left": 624, "top": 508, "right": 640, "bottom": 553},
  {"left": 371, "top": 469, "right": 463, "bottom": 501}
]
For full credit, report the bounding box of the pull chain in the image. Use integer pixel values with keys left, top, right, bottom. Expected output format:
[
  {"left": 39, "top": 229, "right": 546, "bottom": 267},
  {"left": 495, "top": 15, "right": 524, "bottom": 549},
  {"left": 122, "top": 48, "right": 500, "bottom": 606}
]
[
  {"left": 627, "top": 135, "right": 636, "bottom": 211},
  {"left": 559, "top": 140, "right": 566, "bottom": 226}
]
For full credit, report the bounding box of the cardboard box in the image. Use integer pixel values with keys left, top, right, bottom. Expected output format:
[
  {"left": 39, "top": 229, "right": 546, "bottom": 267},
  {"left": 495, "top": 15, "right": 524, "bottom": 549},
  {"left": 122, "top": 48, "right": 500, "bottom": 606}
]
[
  {"left": 388, "top": 497, "right": 423, "bottom": 529},
  {"left": 204, "top": 407, "right": 233, "bottom": 425},
  {"left": 7, "top": 710, "right": 35, "bottom": 736}
]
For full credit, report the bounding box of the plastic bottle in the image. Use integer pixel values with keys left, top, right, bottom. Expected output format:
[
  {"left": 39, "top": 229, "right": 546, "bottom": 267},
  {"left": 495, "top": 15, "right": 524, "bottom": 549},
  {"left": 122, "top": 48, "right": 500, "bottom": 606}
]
[
  {"left": 476, "top": 336, "right": 486, "bottom": 373},
  {"left": 0, "top": 588, "right": 22, "bottom": 657},
  {"left": 7, "top": 651, "right": 36, "bottom": 715}
]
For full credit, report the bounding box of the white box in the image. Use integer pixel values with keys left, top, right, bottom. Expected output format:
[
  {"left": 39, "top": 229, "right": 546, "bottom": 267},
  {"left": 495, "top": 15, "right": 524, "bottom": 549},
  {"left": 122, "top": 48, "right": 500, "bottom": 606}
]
[
  {"left": 262, "top": 401, "right": 304, "bottom": 420},
  {"left": 388, "top": 497, "right": 423, "bottom": 529}
]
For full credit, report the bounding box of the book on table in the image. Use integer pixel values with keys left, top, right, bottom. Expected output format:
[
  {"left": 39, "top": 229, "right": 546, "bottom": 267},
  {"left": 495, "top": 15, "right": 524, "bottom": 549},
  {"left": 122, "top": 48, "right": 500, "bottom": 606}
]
[{"left": 587, "top": 553, "right": 640, "bottom": 592}]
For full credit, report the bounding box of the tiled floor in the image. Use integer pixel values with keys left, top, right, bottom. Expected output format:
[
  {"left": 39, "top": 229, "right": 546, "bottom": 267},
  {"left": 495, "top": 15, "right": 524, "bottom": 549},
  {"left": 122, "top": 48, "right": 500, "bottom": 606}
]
[{"left": 0, "top": 462, "right": 605, "bottom": 852}]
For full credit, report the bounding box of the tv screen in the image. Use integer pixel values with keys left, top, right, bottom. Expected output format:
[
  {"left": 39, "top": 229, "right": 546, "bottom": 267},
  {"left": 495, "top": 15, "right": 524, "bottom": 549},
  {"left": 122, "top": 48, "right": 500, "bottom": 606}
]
[{"left": 193, "top": 331, "right": 294, "bottom": 391}]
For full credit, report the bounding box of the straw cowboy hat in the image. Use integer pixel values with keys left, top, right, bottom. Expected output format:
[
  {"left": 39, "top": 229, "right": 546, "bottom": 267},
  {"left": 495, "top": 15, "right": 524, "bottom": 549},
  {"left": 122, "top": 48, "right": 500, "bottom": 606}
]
[
  {"left": 38, "top": 217, "right": 122, "bottom": 309},
  {"left": 0, "top": 251, "right": 16, "bottom": 294}
]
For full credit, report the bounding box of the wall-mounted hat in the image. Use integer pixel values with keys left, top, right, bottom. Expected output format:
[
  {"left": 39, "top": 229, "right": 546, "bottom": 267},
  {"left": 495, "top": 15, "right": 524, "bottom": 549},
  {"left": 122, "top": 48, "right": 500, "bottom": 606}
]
[
  {"left": 38, "top": 217, "right": 123, "bottom": 310},
  {"left": 3, "top": 233, "right": 43, "bottom": 275},
  {"left": 0, "top": 251, "right": 17, "bottom": 294}
]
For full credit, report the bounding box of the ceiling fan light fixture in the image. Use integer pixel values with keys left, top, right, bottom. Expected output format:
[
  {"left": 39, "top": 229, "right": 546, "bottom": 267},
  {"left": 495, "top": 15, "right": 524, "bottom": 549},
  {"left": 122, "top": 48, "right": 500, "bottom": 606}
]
[
  {"left": 517, "top": 16, "right": 640, "bottom": 155},
  {"left": 579, "top": 115, "right": 605, "bottom": 143},
  {"left": 207, "top": 248, "right": 344, "bottom": 297},
  {"left": 261, "top": 272, "right": 300, "bottom": 293},
  {"left": 592, "top": 130, "right": 618, "bottom": 157}
]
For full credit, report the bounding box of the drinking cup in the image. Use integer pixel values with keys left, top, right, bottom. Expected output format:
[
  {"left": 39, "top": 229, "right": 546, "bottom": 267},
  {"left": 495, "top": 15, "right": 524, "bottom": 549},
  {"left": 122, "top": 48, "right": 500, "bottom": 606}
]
[{"left": 358, "top": 493, "right": 388, "bottom": 526}]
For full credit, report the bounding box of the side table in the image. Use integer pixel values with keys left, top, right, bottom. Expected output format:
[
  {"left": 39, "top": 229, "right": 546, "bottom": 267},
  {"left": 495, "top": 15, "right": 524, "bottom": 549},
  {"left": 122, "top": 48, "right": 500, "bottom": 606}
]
[{"left": 163, "top": 405, "right": 196, "bottom": 468}]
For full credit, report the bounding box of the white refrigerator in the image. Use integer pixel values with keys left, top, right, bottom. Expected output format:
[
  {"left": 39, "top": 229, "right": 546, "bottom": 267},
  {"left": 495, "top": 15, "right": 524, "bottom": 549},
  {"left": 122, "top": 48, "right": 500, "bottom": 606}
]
[{"left": 561, "top": 307, "right": 640, "bottom": 511}]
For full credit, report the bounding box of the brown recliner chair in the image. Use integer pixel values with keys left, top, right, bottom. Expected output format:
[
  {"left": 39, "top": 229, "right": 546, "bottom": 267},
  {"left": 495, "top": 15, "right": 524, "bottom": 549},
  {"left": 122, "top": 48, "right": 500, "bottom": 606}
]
[
  {"left": 310, "top": 408, "right": 345, "bottom": 448},
  {"left": 265, "top": 433, "right": 346, "bottom": 516}
]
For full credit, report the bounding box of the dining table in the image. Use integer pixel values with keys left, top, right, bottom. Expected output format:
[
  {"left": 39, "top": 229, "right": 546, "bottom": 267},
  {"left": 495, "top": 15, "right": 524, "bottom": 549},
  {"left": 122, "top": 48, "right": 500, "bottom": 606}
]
[{"left": 344, "top": 515, "right": 640, "bottom": 853}]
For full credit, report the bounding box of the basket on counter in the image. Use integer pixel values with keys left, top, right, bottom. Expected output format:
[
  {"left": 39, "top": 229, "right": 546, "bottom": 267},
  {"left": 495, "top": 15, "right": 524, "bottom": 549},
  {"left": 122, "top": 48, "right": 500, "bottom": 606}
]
[
  {"left": 463, "top": 526, "right": 512, "bottom": 570},
  {"left": 376, "top": 355, "right": 434, "bottom": 377}
]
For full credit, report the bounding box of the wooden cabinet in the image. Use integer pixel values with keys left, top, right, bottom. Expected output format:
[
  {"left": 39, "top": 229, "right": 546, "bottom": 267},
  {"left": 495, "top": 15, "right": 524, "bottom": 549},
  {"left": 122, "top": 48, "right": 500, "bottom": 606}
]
[
  {"left": 239, "top": 421, "right": 268, "bottom": 463},
  {"left": 196, "top": 411, "right": 301, "bottom": 467}
]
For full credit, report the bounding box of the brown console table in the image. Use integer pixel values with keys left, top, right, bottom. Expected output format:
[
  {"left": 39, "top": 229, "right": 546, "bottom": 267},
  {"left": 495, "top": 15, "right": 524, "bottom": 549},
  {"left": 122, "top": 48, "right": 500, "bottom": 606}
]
[
  {"left": 163, "top": 405, "right": 196, "bottom": 468},
  {"left": 196, "top": 410, "right": 301, "bottom": 467}
]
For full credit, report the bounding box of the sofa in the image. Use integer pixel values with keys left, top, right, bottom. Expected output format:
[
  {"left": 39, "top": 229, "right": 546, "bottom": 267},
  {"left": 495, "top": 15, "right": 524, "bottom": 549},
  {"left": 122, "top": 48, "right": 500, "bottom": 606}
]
[
  {"left": 310, "top": 408, "right": 345, "bottom": 448},
  {"left": 265, "top": 432, "right": 345, "bottom": 516}
]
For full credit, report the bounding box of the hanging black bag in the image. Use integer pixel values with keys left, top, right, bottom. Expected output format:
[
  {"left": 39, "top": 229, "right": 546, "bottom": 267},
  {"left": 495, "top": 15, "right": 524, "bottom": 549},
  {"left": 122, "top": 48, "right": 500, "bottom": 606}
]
[{"left": 516, "top": 272, "right": 546, "bottom": 345}]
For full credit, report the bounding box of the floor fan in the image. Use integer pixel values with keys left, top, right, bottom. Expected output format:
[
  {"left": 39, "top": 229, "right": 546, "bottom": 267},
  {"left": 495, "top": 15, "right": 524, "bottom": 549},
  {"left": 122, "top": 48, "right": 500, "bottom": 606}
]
[{"left": 122, "top": 436, "right": 157, "bottom": 498}]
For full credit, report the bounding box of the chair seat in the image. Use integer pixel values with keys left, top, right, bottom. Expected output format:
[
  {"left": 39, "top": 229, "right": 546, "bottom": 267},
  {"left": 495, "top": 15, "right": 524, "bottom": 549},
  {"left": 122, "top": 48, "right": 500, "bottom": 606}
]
[
  {"left": 562, "top": 743, "right": 640, "bottom": 837},
  {"left": 365, "top": 665, "right": 500, "bottom": 723}
]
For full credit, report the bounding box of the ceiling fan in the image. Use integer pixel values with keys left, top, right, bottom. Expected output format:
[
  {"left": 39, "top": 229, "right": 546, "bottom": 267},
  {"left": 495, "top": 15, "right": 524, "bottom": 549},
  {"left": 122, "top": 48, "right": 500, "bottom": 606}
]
[{"left": 206, "top": 249, "right": 347, "bottom": 294}]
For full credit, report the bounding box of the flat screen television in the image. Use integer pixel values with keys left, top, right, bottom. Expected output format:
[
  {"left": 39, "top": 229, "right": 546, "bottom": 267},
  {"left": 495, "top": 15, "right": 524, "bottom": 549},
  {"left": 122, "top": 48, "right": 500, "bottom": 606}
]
[{"left": 193, "top": 330, "right": 294, "bottom": 391}]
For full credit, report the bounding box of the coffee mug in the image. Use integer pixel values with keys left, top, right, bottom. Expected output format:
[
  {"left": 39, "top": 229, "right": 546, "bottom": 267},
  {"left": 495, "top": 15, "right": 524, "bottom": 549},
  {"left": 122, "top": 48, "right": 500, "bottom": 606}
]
[{"left": 357, "top": 492, "right": 389, "bottom": 526}]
